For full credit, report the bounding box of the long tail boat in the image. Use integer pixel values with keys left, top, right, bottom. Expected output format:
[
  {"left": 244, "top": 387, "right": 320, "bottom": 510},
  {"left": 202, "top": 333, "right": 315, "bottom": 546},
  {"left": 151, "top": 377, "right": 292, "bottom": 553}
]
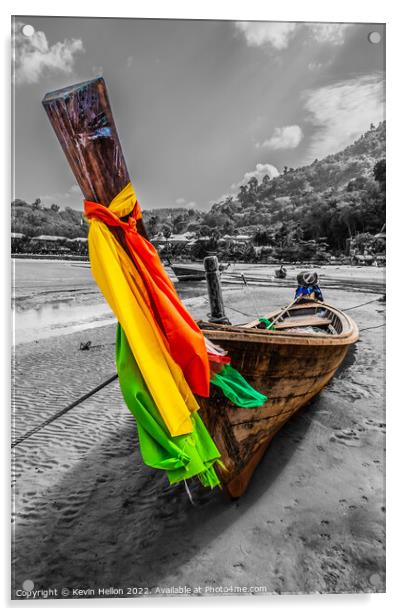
[
  {"left": 171, "top": 262, "right": 230, "bottom": 282},
  {"left": 42, "top": 78, "right": 359, "bottom": 499},
  {"left": 170, "top": 263, "right": 206, "bottom": 281},
  {"left": 197, "top": 301, "right": 358, "bottom": 497}
]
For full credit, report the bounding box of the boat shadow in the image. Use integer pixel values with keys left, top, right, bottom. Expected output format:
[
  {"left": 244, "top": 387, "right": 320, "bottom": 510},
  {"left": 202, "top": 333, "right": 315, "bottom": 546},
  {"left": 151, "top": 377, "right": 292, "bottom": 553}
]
[
  {"left": 332, "top": 342, "right": 358, "bottom": 379},
  {"left": 13, "top": 393, "right": 322, "bottom": 592}
]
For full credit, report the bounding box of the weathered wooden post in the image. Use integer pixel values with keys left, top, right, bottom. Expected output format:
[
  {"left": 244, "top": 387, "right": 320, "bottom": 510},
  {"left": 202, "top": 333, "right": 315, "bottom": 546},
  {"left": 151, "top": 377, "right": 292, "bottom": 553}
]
[
  {"left": 42, "top": 77, "right": 148, "bottom": 239},
  {"left": 203, "top": 256, "right": 230, "bottom": 324}
]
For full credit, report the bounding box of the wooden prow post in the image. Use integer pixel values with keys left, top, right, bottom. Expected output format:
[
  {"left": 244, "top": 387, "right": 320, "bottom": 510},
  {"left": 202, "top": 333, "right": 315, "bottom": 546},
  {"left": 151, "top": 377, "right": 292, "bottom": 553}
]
[
  {"left": 204, "top": 256, "right": 230, "bottom": 324},
  {"left": 41, "top": 77, "right": 148, "bottom": 239}
]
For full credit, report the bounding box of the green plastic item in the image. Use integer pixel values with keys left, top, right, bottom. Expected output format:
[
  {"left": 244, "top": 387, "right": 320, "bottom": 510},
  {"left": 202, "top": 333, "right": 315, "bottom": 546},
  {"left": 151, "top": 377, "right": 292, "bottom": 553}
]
[
  {"left": 116, "top": 323, "right": 222, "bottom": 488},
  {"left": 258, "top": 317, "right": 276, "bottom": 330},
  {"left": 211, "top": 364, "right": 268, "bottom": 408}
]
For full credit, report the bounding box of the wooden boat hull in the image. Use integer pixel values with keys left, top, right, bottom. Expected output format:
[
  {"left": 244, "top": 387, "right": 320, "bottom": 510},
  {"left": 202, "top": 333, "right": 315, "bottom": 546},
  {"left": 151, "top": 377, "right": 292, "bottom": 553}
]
[
  {"left": 198, "top": 302, "right": 359, "bottom": 498},
  {"left": 171, "top": 262, "right": 230, "bottom": 281},
  {"left": 171, "top": 264, "right": 205, "bottom": 281}
]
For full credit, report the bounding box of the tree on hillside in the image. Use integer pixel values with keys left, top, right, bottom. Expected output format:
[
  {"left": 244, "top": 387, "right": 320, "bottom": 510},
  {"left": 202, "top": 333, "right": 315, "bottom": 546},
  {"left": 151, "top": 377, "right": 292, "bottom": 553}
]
[
  {"left": 373, "top": 159, "right": 386, "bottom": 192},
  {"left": 238, "top": 185, "right": 248, "bottom": 207},
  {"left": 222, "top": 220, "right": 235, "bottom": 235},
  {"left": 162, "top": 225, "right": 172, "bottom": 239},
  {"left": 253, "top": 229, "right": 273, "bottom": 246},
  {"left": 147, "top": 215, "right": 160, "bottom": 237},
  {"left": 337, "top": 201, "right": 356, "bottom": 239},
  {"left": 248, "top": 176, "right": 258, "bottom": 194},
  {"left": 197, "top": 225, "right": 212, "bottom": 238}
]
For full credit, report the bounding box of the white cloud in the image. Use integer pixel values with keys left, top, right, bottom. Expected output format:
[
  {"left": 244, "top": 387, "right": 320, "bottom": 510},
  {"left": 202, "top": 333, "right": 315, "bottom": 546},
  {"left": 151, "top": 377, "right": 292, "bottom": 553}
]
[
  {"left": 40, "top": 184, "right": 83, "bottom": 209},
  {"left": 235, "top": 22, "right": 297, "bottom": 50},
  {"left": 235, "top": 21, "right": 351, "bottom": 51},
  {"left": 175, "top": 197, "right": 197, "bottom": 208},
  {"left": 175, "top": 198, "right": 196, "bottom": 208},
  {"left": 91, "top": 65, "right": 103, "bottom": 76},
  {"left": 12, "top": 21, "right": 84, "bottom": 85},
  {"left": 303, "top": 74, "right": 385, "bottom": 160},
  {"left": 232, "top": 163, "right": 280, "bottom": 189},
  {"left": 213, "top": 164, "right": 280, "bottom": 205},
  {"left": 258, "top": 125, "right": 303, "bottom": 150},
  {"left": 309, "top": 23, "right": 350, "bottom": 46},
  {"left": 308, "top": 61, "right": 323, "bottom": 71},
  {"left": 210, "top": 193, "right": 234, "bottom": 206}
]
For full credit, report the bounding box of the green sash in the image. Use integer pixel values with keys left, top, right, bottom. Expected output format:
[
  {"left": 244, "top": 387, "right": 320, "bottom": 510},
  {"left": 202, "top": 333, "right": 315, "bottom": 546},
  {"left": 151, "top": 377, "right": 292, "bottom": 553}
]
[{"left": 116, "top": 324, "right": 222, "bottom": 488}]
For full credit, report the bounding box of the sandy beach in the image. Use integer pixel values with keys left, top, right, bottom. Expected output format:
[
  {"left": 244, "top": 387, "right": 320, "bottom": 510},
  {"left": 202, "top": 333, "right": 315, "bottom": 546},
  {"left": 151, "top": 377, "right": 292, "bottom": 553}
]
[{"left": 11, "top": 262, "right": 386, "bottom": 597}]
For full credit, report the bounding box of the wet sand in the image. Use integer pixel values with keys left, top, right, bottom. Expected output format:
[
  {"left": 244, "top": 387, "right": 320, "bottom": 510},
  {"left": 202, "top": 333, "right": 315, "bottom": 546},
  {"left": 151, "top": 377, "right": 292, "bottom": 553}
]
[{"left": 11, "top": 277, "right": 385, "bottom": 597}]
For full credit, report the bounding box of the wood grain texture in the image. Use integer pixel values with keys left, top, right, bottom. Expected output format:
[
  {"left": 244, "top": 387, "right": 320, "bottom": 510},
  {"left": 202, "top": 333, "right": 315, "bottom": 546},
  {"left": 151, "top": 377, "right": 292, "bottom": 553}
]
[
  {"left": 198, "top": 301, "right": 359, "bottom": 498},
  {"left": 42, "top": 77, "right": 148, "bottom": 237},
  {"left": 203, "top": 256, "right": 230, "bottom": 323}
]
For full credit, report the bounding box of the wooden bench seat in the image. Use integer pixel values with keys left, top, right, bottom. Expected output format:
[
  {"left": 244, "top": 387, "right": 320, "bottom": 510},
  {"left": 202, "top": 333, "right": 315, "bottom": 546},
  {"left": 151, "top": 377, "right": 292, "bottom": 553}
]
[{"left": 274, "top": 316, "right": 332, "bottom": 330}]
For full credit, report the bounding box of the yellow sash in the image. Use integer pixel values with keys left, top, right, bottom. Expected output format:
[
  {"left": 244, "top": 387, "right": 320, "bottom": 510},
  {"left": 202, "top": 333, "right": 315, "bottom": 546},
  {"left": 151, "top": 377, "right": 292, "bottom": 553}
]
[{"left": 86, "top": 185, "right": 198, "bottom": 437}]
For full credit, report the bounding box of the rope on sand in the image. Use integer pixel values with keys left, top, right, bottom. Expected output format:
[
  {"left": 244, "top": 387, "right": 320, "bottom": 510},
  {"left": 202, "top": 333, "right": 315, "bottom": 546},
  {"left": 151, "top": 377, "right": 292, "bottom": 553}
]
[
  {"left": 359, "top": 323, "right": 386, "bottom": 333},
  {"left": 11, "top": 373, "right": 119, "bottom": 449},
  {"left": 342, "top": 296, "right": 385, "bottom": 311},
  {"left": 224, "top": 304, "right": 255, "bottom": 318}
]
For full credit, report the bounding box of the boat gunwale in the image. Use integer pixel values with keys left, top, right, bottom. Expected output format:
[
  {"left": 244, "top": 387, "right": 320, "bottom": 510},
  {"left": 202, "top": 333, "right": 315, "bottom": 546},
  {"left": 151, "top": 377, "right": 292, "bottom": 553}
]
[{"left": 200, "top": 301, "right": 359, "bottom": 347}]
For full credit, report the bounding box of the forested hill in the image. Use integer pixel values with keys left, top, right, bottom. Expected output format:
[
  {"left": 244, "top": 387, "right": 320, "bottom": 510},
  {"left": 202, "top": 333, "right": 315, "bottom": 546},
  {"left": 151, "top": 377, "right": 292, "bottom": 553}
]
[
  {"left": 203, "top": 121, "right": 385, "bottom": 251},
  {"left": 11, "top": 200, "right": 88, "bottom": 239},
  {"left": 143, "top": 121, "right": 385, "bottom": 253},
  {"left": 12, "top": 122, "right": 385, "bottom": 256}
]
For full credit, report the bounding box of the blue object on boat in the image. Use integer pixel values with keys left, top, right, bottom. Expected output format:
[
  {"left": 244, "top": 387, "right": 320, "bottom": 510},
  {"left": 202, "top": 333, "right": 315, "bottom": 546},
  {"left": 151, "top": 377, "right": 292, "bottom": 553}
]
[{"left": 295, "top": 285, "right": 323, "bottom": 301}]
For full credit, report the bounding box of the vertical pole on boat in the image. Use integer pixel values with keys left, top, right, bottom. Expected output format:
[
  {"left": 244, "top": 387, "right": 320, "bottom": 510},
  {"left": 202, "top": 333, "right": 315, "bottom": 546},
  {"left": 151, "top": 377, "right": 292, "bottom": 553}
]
[
  {"left": 41, "top": 77, "right": 149, "bottom": 239},
  {"left": 204, "top": 256, "right": 230, "bottom": 324}
]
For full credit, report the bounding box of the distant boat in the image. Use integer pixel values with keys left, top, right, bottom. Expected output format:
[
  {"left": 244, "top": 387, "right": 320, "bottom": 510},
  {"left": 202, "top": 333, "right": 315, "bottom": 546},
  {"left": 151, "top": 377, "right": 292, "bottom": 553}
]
[
  {"left": 274, "top": 265, "right": 287, "bottom": 279},
  {"left": 352, "top": 254, "right": 375, "bottom": 266},
  {"left": 171, "top": 262, "right": 230, "bottom": 281}
]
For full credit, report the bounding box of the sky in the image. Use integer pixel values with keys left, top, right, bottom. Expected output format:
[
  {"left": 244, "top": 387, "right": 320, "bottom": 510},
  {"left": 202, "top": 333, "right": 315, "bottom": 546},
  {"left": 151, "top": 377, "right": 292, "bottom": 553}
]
[{"left": 12, "top": 17, "right": 385, "bottom": 211}]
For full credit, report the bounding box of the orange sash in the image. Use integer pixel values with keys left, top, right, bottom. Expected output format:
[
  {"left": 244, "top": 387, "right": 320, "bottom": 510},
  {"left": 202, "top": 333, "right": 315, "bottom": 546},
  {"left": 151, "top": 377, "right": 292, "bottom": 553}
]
[{"left": 84, "top": 184, "right": 210, "bottom": 398}]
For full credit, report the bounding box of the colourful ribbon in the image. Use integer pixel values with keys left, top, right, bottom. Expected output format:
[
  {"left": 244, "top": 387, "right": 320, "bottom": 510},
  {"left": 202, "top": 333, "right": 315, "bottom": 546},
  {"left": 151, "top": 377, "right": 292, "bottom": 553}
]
[
  {"left": 84, "top": 183, "right": 210, "bottom": 399},
  {"left": 116, "top": 323, "right": 221, "bottom": 487},
  {"left": 211, "top": 364, "right": 268, "bottom": 408},
  {"left": 84, "top": 184, "right": 203, "bottom": 437}
]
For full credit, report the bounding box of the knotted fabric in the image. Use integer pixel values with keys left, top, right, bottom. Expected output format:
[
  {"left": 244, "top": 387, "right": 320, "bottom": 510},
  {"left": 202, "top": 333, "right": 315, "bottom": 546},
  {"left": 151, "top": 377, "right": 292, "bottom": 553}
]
[
  {"left": 84, "top": 182, "right": 207, "bottom": 437},
  {"left": 84, "top": 182, "right": 210, "bottom": 399}
]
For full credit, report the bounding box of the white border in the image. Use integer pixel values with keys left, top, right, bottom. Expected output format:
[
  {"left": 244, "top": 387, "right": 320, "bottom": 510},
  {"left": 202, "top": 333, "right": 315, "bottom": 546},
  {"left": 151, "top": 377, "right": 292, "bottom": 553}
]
[{"left": 2, "top": 1, "right": 400, "bottom": 614}]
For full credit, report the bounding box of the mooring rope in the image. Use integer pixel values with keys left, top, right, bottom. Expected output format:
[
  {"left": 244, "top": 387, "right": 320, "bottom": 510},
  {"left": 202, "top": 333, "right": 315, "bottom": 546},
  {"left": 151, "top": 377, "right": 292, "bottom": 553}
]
[
  {"left": 224, "top": 304, "right": 255, "bottom": 318},
  {"left": 341, "top": 296, "right": 385, "bottom": 311},
  {"left": 11, "top": 373, "right": 119, "bottom": 449},
  {"left": 359, "top": 323, "right": 386, "bottom": 332}
]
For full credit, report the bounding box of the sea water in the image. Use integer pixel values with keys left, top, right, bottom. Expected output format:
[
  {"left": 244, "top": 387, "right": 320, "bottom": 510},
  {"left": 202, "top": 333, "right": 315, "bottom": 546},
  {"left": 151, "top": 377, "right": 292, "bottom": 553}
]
[{"left": 11, "top": 259, "right": 208, "bottom": 345}]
